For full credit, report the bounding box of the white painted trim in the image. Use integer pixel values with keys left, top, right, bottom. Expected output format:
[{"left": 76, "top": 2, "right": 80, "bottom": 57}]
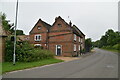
[
  {"left": 74, "top": 34, "right": 76, "bottom": 41},
  {"left": 34, "top": 34, "right": 41, "bottom": 41},
  {"left": 56, "top": 45, "right": 62, "bottom": 56},
  {"left": 56, "top": 45, "right": 57, "bottom": 55},
  {"left": 34, "top": 44, "right": 41, "bottom": 46},
  {"left": 61, "top": 45, "right": 62, "bottom": 55}
]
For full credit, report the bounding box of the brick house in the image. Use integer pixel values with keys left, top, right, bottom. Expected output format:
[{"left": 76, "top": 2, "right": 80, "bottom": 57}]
[{"left": 29, "top": 16, "right": 85, "bottom": 56}]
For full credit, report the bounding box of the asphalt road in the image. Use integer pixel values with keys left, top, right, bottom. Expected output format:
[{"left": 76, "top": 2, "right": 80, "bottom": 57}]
[{"left": 3, "top": 48, "right": 118, "bottom": 78}]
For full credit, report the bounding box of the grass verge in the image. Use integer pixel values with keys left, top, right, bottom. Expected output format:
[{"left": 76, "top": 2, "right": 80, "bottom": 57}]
[
  {"left": 101, "top": 48, "right": 119, "bottom": 53},
  {"left": 2, "top": 58, "right": 63, "bottom": 74}
]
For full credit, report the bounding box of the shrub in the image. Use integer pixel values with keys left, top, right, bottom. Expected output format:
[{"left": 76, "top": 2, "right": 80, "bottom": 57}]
[
  {"left": 5, "top": 40, "right": 54, "bottom": 62},
  {"left": 113, "top": 44, "right": 120, "bottom": 50}
]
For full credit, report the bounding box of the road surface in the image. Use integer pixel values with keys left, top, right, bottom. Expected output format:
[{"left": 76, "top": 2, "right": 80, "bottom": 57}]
[{"left": 3, "top": 48, "right": 118, "bottom": 78}]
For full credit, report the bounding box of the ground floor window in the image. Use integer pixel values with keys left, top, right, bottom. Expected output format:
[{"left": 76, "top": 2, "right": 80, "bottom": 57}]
[
  {"left": 74, "top": 44, "right": 76, "bottom": 51},
  {"left": 79, "top": 45, "right": 80, "bottom": 50},
  {"left": 34, "top": 44, "right": 41, "bottom": 48}
]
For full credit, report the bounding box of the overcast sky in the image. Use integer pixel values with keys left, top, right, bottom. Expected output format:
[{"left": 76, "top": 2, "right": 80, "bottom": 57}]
[{"left": 1, "top": 0, "right": 119, "bottom": 41}]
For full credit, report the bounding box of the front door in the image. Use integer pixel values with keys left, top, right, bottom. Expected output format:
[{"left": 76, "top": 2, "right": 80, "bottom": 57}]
[{"left": 56, "top": 45, "right": 62, "bottom": 56}]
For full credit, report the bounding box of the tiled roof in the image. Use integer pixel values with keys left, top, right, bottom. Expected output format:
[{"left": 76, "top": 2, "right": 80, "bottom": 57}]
[
  {"left": 72, "top": 25, "right": 85, "bottom": 37},
  {"left": 40, "top": 19, "right": 51, "bottom": 29},
  {"left": 29, "top": 19, "right": 51, "bottom": 34}
]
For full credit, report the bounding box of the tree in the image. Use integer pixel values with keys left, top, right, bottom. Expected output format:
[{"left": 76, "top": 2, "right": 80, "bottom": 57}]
[
  {"left": 105, "top": 29, "right": 116, "bottom": 46},
  {"left": 16, "top": 30, "right": 25, "bottom": 35},
  {"left": 0, "top": 12, "right": 25, "bottom": 35},
  {"left": 0, "top": 12, "right": 14, "bottom": 35},
  {"left": 85, "top": 38, "right": 92, "bottom": 52},
  {"left": 92, "top": 29, "right": 120, "bottom": 51}
]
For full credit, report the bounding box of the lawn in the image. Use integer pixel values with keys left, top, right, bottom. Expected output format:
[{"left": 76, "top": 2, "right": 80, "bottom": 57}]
[
  {"left": 2, "top": 58, "right": 63, "bottom": 74},
  {"left": 101, "top": 48, "right": 119, "bottom": 53}
]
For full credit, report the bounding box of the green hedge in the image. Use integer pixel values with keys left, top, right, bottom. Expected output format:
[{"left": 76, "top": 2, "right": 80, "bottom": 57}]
[
  {"left": 5, "top": 40, "right": 54, "bottom": 62},
  {"left": 102, "top": 44, "right": 120, "bottom": 51}
]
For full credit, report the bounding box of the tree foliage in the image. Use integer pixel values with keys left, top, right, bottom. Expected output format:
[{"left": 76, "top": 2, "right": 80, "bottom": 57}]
[
  {"left": 0, "top": 12, "right": 14, "bottom": 35},
  {"left": 16, "top": 30, "right": 25, "bottom": 35},
  {"left": 5, "top": 41, "right": 54, "bottom": 62},
  {"left": 85, "top": 38, "right": 92, "bottom": 52},
  {"left": 0, "top": 12, "right": 24, "bottom": 35},
  {"left": 92, "top": 29, "right": 120, "bottom": 51}
]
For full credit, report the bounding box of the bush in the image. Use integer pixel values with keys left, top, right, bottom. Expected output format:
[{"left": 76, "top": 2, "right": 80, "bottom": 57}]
[
  {"left": 5, "top": 40, "right": 54, "bottom": 62},
  {"left": 102, "top": 46, "right": 112, "bottom": 49},
  {"left": 113, "top": 44, "right": 120, "bottom": 50}
]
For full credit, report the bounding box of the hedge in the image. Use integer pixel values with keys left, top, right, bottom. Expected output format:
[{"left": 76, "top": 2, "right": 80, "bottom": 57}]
[{"left": 5, "top": 40, "right": 54, "bottom": 62}]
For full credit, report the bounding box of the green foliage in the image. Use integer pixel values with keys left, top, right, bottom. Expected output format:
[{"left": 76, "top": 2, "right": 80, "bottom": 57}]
[
  {"left": 92, "top": 29, "right": 120, "bottom": 51},
  {"left": 5, "top": 39, "right": 54, "bottom": 62},
  {"left": 16, "top": 30, "right": 25, "bottom": 35},
  {"left": 0, "top": 12, "right": 25, "bottom": 35},
  {"left": 112, "top": 44, "right": 120, "bottom": 50},
  {"left": 5, "top": 39, "right": 14, "bottom": 62},
  {"left": 2, "top": 59, "right": 63, "bottom": 73},
  {"left": 85, "top": 38, "right": 92, "bottom": 52},
  {"left": 0, "top": 12, "right": 14, "bottom": 34}
]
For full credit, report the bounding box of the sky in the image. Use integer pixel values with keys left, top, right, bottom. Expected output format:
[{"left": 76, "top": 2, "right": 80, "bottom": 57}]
[{"left": 0, "top": 0, "right": 119, "bottom": 41}]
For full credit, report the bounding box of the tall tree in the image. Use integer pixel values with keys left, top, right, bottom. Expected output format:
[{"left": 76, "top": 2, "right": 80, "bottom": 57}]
[
  {"left": 85, "top": 38, "right": 92, "bottom": 52},
  {"left": 0, "top": 12, "right": 14, "bottom": 35}
]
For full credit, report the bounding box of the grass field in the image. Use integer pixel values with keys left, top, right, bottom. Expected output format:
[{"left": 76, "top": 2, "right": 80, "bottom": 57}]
[
  {"left": 2, "top": 58, "right": 63, "bottom": 74},
  {"left": 101, "top": 48, "right": 119, "bottom": 53}
]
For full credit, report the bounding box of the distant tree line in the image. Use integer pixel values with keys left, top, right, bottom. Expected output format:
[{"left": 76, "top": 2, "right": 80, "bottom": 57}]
[{"left": 92, "top": 29, "right": 120, "bottom": 51}]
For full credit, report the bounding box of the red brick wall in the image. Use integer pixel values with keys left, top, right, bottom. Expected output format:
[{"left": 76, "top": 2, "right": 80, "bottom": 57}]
[
  {"left": 48, "top": 42, "right": 73, "bottom": 56},
  {"left": 50, "top": 18, "right": 71, "bottom": 32},
  {"left": 29, "top": 18, "right": 85, "bottom": 56},
  {"left": 29, "top": 20, "right": 48, "bottom": 49},
  {"left": 48, "top": 17, "right": 74, "bottom": 56}
]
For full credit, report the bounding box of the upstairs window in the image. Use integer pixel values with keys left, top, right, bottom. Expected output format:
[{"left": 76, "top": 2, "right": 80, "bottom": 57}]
[
  {"left": 81, "top": 38, "right": 82, "bottom": 43},
  {"left": 74, "top": 34, "right": 76, "bottom": 41},
  {"left": 38, "top": 26, "right": 41, "bottom": 30},
  {"left": 34, "top": 35, "right": 41, "bottom": 41},
  {"left": 58, "top": 24, "right": 62, "bottom": 27},
  {"left": 79, "top": 37, "right": 81, "bottom": 42},
  {"left": 74, "top": 44, "right": 76, "bottom": 51}
]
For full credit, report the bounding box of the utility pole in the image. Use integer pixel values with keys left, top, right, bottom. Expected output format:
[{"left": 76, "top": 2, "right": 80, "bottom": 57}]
[{"left": 13, "top": 0, "right": 18, "bottom": 65}]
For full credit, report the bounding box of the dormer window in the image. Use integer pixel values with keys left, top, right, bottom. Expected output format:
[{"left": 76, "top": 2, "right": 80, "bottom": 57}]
[
  {"left": 38, "top": 26, "right": 41, "bottom": 30},
  {"left": 58, "top": 24, "right": 62, "bottom": 27}
]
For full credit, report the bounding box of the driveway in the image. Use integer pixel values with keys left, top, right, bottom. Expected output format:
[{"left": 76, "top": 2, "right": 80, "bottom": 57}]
[{"left": 3, "top": 48, "right": 118, "bottom": 78}]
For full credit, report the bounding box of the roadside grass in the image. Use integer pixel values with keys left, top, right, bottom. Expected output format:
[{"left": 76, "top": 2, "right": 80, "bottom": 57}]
[
  {"left": 2, "top": 58, "right": 63, "bottom": 74},
  {"left": 101, "top": 48, "right": 119, "bottom": 53}
]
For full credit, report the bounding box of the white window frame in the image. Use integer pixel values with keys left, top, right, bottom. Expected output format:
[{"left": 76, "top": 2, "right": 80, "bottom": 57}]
[
  {"left": 34, "top": 34, "right": 41, "bottom": 41},
  {"left": 38, "top": 26, "right": 41, "bottom": 30},
  {"left": 56, "top": 45, "right": 62, "bottom": 55},
  {"left": 81, "top": 38, "right": 82, "bottom": 43},
  {"left": 74, "top": 34, "right": 76, "bottom": 41},
  {"left": 34, "top": 44, "right": 41, "bottom": 47},
  {"left": 79, "top": 37, "right": 81, "bottom": 42},
  {"left": 74, "top": 44, "right": 76, "bottom": 51},
  {"left": 79, "top": 45, "right": 80, "bottom": 50}
]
